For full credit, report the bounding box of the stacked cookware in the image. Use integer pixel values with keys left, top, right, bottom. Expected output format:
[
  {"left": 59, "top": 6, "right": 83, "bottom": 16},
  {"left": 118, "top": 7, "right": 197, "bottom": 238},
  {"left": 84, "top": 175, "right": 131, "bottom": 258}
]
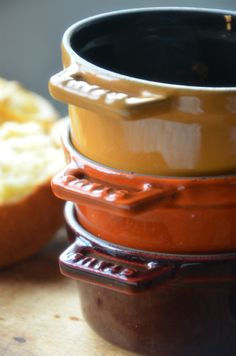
[{"left": 49, "top": 8, "right": 236, "bottom": 355}]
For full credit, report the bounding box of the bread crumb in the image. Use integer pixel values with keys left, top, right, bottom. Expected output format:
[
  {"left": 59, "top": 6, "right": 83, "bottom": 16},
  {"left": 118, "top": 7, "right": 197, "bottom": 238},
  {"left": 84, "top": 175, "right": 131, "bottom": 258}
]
[{"left": 69, "top": 316, "right": 80, "bottom": 321}]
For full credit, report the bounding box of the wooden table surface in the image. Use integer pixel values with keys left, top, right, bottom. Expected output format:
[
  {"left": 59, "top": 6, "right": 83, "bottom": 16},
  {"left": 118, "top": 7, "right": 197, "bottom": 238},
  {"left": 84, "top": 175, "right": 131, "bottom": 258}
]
[{"left": 0, "top": 230, "right": 135, "bottom": 356}]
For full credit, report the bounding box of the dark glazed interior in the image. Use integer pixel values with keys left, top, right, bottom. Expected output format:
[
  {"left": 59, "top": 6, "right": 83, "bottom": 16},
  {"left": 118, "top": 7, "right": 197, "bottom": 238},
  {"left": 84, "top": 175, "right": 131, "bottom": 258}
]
[{"left": 70, "top": 9, "right": 236, "bottom": 87}]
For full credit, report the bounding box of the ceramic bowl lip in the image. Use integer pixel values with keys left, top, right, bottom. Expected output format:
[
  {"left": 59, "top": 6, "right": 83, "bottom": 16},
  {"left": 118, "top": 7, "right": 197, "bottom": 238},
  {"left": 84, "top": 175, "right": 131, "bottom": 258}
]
[
  {"left": 66, "top": 201, "right": 236, "bottom": 262},
  {"left": 63, "top": 6, "right": 236, "bottom": 93},
  {"left": 64, "top": 122, "right": 236, "bottom": 181}
]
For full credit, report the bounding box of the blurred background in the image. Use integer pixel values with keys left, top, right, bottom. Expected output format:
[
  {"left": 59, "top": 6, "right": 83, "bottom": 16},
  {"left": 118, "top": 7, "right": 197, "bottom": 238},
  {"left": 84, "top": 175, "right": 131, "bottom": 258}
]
[{"left": 1, "top": 0, "right": 236, "bottom": 115}]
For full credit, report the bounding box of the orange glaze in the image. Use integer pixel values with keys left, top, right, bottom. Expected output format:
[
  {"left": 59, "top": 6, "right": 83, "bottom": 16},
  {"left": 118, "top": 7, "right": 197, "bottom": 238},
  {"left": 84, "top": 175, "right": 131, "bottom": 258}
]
[{"left": 51, "top": 129, "right": 236, "bottom": 254}]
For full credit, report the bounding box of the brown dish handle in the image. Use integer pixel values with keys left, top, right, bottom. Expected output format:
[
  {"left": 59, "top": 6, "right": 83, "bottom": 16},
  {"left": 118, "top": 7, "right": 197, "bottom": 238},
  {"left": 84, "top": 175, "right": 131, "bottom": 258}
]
[
  {"left": 49, "top": 64, "right": 171, "bottom": 119},
  {"left": 59, "top": 240, "right": 175, "bottom": 294},
  {"left": 52, "top": 164, "right": 176, "bottom": 216},
  {"left": 60, "top": 236, "right": 236, "bottom": 294}
]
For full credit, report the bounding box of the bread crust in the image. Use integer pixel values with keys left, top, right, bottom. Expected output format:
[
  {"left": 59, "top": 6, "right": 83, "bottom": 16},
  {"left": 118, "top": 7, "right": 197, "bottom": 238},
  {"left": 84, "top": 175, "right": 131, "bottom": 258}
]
[{"left": 0, "top": 180, "right": 64, "bottom": 267}]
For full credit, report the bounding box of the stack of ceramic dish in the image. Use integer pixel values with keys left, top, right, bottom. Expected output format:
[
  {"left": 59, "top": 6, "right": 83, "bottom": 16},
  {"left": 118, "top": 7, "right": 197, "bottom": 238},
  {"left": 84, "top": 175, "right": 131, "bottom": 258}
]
[{"left": 49, "top": 8, "right": 236, "bottom": 355}]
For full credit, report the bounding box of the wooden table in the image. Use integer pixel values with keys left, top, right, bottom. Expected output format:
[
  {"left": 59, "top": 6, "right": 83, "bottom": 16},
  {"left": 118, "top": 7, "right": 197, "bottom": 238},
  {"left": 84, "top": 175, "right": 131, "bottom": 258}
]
[{"left": 0, "top": 230, "right": 134, "bottom": 356}]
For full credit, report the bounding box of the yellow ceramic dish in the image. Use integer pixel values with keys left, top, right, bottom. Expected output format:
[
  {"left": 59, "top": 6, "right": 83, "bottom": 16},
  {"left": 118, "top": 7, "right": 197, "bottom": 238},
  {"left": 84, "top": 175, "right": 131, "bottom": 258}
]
[{"left": 49, "top": 8, "right": 236, "bottom": 176}]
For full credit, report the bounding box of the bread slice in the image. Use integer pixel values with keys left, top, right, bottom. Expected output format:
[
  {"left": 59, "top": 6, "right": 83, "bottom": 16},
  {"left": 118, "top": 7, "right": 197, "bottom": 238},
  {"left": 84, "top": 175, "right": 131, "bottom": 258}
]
[
  {"left": 0, "top": 181, "right": 64, "bottom": 267},
  {"left": 0, "top": 78, "right": 57, "bottom": 129},
  {"left": 0, "top": 80, "right": 66, "bottom": 267}
]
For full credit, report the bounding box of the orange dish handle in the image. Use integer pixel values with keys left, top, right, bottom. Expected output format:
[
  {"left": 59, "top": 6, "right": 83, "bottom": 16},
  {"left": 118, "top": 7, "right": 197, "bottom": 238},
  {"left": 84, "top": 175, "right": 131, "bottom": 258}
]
[
  {"left": 49, "top": 64, "right": 171, "bottom": 119},
  {"left": 51, "top": 165, "right": 176, "bottom": 216}
]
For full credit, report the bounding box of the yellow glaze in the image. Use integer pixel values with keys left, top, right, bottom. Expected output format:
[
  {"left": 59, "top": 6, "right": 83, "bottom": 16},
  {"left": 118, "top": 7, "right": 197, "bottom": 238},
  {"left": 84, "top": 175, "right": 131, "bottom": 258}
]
[
  {"left": 49, "top": 10, "right": 236, "bottom": 176},
  {"left": 69, "top": 102, "right": 236, "bottom": 176}
]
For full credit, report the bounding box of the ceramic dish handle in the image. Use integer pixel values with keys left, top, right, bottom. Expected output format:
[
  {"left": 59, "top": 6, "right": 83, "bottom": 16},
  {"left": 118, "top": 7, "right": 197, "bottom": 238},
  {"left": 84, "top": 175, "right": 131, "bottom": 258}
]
[
  {"left": 59, "top": 240, "right": 175, "bottom": 294},
  {"left": 49, "top": 64, "right": 171, "bottom": 119},
  {"left": 51, "top": 165, "right": 176, "bottom": 216}
]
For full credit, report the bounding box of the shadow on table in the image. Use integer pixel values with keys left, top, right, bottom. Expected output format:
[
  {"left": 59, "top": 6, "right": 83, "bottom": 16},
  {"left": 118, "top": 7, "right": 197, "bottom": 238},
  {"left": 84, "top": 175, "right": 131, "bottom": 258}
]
[{"left": 0, "top": 228, "right": 69, "bottom": 283}]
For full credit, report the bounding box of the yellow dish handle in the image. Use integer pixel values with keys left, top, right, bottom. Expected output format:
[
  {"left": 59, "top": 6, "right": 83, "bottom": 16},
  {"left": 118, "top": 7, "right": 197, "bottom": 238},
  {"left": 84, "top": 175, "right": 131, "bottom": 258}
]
[{"left": 49, "top": 64, "right": 171, "bottom": 119}]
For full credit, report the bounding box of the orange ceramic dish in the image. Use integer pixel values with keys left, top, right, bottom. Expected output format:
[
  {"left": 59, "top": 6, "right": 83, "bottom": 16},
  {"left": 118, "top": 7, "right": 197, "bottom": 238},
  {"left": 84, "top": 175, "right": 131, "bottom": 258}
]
[
  {"left": 49, "top": 8, "right": 236, "bottom": 176},
  {"left": 51, "top": 129, "right": 236, "bottom": 254}
]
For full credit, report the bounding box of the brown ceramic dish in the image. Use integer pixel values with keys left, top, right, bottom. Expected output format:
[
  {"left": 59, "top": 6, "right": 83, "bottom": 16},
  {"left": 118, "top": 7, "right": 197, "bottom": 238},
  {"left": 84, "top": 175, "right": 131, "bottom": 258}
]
[
  {"left": 49, "top": 7, "right": 236, "bottom": 176},
  {"left": 51, "top": 128, "right": 236, "bottom": 254},
  {"left": 60, "top": 202, "right": 236, "bottom": 355}
]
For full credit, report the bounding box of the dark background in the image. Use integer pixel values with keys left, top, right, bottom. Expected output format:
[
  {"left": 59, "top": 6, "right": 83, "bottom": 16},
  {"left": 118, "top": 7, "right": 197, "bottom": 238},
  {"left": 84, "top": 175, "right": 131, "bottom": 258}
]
[{"left": 1, "top": 0, "right": 236, "bottom": 115}]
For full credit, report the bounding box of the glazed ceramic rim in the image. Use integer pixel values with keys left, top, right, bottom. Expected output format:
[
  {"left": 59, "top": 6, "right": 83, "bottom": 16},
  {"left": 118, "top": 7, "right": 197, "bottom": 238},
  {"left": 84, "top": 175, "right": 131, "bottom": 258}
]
[
  {"left": 64, "top": 122, "right": 236, "bottom": 180},
  {"left": 63, "top": 7, "right": 236, "bottom": 93},
  {"left": 66, "top": 202, "right": 236, "bottom": 261}
]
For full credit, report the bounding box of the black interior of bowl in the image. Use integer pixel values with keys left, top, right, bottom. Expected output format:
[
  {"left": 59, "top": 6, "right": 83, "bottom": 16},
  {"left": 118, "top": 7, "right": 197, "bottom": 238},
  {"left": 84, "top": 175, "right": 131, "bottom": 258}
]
[{"left": 70, "top": 9, "right": 236, "bottom": 87}]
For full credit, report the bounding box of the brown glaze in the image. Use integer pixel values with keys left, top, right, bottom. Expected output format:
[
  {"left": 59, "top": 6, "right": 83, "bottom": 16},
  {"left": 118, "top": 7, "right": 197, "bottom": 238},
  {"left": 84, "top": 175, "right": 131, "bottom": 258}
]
[
  {"left": 60, "top": 208, "right": 236, "bottom": 355},
  {"left": 49, "top": 8, "right": 236, "bottom": 176},
  {"left": 51, "top": 129, "right": 236, "bottom": 254},
  {"left": 78, "top": 280, "right": 236, "bottom": 355}
]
